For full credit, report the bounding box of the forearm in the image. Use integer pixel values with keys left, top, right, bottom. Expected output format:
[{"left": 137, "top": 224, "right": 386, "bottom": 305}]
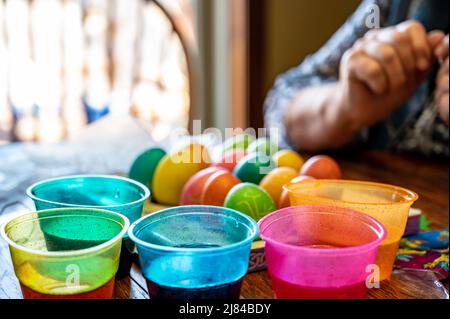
[{"left": 284, "top": 83, "right": 362, "bottom": 152}]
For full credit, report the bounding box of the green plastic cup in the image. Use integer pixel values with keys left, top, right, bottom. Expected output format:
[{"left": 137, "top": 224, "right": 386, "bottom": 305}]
[
  {"left": 1, "top": 208, "right": 129, "bottom": 299},
  {"left": 26, "top": 175, "right": 150, "bottom": 277}
]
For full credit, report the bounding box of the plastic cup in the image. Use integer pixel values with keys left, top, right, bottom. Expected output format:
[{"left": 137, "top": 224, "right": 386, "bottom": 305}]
[
  {"left": 26, "top": 175, "right": 150, "bottom": 277},
  {"left": 259, "top": 205, "right": 386, "bottom": 299},
  {"left": 1, "top": 208, "right": 129, "bottom": 299},
  {"left": 128, "top": 206, "right": 259, "bottom": 300},
  {"left": 284, "top": 180, "right": 418, "bottom": 281}
]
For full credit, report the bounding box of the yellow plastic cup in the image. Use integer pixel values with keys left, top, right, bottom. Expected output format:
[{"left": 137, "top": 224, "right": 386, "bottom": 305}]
[
  {"left": 284, "top": 180, "right": 418, "bottom": 281},
  {"left": 1, "top": 208, "right": 129, "bottom": 299}
]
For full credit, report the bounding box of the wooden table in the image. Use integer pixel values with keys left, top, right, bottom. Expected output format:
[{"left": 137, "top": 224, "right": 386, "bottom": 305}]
[{"left": 0, "top": 117, "right": 448, "bottom": 299}]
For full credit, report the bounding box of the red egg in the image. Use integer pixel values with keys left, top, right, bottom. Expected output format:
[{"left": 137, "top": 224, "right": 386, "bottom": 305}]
[
  {"left": 212, "top": 149, "right": 247, "bottom": 172},
  {"left": 278, "top": 175, "right": 315, "bottom": 208},
  {"left": 200, "top": 170, "right": 241, "bottom": 206},
  {"left": 180, "top": 167, "right": 223, "bottom": 205},
  {"left": 300, "top": 155, "right": 342, "bottom": 179}
]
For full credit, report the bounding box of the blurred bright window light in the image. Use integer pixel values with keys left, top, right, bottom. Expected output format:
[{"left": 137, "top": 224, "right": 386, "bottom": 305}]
[{"left": 0, "top": 0, "right": 192, "bottom": 143}]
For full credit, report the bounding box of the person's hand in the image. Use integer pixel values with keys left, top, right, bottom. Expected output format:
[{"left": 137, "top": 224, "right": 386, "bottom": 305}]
[
  {"left": 337, "top": 20, "right": 445, "bottom": 129},
  {"left": 435, "top": 34, "right": 449, "bottom": 59},
  {"left": 434, "top": 35, "right": 449, "bottom": 125}
]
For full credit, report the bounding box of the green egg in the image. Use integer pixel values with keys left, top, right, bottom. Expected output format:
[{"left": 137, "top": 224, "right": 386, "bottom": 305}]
[
  {"left": 222, "top": 134, "right": 255, "bottom": 152},
  {"left": 224, "top": 183, "right": 277, "bottom": 222},
  {"left": 233, "top": 152, "right": 276, "bottom": 184},
  {"left": 128, "top": 147, "right": 166, "bottom": 192},
  {"left": 247, "top": 138, "right": 279, "bottom": 156}
]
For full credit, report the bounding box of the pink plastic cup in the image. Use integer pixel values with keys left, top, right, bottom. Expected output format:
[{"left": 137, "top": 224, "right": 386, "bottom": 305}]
[{"left": 259, "top": 205, "right": 386, "bottom": 299}]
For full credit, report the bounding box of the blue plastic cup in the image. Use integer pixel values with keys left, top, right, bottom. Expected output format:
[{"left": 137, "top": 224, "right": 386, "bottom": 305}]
[
  {"left": 26, "top": 175, "right": 150, "bottom": 277},
  {"left": 128, "top": 206, "right": 259, "bottom": 300}
]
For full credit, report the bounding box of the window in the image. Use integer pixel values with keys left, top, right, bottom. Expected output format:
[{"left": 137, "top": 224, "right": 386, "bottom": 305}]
[{"left": 0, "top": 0, "right": 196, "bottom": 143}]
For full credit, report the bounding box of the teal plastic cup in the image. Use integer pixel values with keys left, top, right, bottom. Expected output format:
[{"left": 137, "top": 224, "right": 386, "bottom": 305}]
[{"left": 26, "top": 175, "right": 150, "bottom": 277}]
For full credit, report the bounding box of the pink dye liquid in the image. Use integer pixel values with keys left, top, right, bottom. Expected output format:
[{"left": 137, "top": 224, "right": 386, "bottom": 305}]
[
  {"left": 271, "top": 244, "right": 368, "bottom": 299},
  {"left": 271, "top": 276, "right": 367, "bottom": 299}
]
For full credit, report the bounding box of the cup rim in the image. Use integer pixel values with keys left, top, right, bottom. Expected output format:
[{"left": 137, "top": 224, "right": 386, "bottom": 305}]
[
  {"left": 258, "top": 205, "right": 387, "bottom": 255},
  {"left": 128, "top": 205, "right": 259, "bottom": 253},
  {"left": 26, "top": 174, "right": 151, "bottom": 209},
  {"left": 0, "top": 208, "right": 130, "bottom": 257},
  {"left": 284, "top": 179, "right": 418, "bottom": 206}
]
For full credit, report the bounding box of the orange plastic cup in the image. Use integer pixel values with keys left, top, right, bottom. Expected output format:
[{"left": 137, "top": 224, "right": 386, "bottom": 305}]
[{"left": 284, "top": 180, "right": 418, "bottom": 281}]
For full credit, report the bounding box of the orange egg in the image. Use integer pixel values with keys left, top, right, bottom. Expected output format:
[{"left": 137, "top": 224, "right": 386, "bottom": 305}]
[
  {"left": 200, "top": 170, "right": 241, "bottom": 206},
  {"left": 180, "top": 167, "right": 223, "bottom": 205},
  {"left": 259, "top": 167, "right": 299, "bottom": 204},
  {"left": 300, "top": 155, "right": 342, "bottom": 179},
  {"left": 278, "top": 175, "right": 315, "bottom": 208},
  {"left": 211, "top": 148, "right": 247, "bottom": 172}
]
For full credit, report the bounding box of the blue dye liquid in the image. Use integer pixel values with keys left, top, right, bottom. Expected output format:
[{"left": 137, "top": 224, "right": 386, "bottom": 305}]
[
  {"left": 142, "top": 244, "right": 245, "bottom": 300},
  {"left": 146, "top": 278, "right": 243, "bottom": 300}
]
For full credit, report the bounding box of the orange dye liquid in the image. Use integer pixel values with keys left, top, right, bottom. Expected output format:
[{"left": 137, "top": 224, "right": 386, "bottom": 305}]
[
  {"left": 20, "top": 277, "right": 115, "bottom": 299},
  {"left": 376, "top": 240, "right": 400, "bottom": 281}
]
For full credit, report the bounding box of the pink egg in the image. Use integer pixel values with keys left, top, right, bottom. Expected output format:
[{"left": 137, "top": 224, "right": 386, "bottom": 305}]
[{"left": 212, "top": 149, "right": 247, "bottom": 172}]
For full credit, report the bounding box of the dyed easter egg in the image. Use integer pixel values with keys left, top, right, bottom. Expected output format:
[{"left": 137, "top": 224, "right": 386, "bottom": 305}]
[
  {"left": 152, "top": 143, "right": 210, "bottom": 205},
  {"left": 222, "top": 134, "right": 255, "bottom": 152},
  {"left": 273, "top": 150, "right": 305, "bottom": 172},
  {"left": 259, "top": 167, "right": 299, "bottom": 203},
  {"left": 278, "top": 175, "right": 315, "bottom": 208},
  {"left": 200, "top": 170, "right": 241, "bottom": 206},
  {"left": 290, "top": 175, "right": 315, "bottom": 184},
  {"left": 180, "top": 167, "right": 223, "bottom": 205},
  {"left": 233, "top": 152, "right": 276, "bottom": 185},
  {"left": 224, "top": 183, "right": 277, "bottom": 221},
  {"left": 300, "top": 155, "right": 342, "bottom": 179},
  {"left": 247, "top": 138, "right": 279, "bottom": 156},
  {"left": 128, "top": 147, "right": 166, "bottom": 192},
  {"left": 211, "top": 148, "right": 247, "bottom": 172}
]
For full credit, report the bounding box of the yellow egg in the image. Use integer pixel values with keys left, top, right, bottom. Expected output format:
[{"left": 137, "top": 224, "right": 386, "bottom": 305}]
[
  {"left": 152, "top": 143, "right": 210, "bottom": 205},
  {"left": 259, "top": 167, "right": 299, "bottom": 204},
  {"left": 273, "top": 150, "right": 305, "bottom": 171}
]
